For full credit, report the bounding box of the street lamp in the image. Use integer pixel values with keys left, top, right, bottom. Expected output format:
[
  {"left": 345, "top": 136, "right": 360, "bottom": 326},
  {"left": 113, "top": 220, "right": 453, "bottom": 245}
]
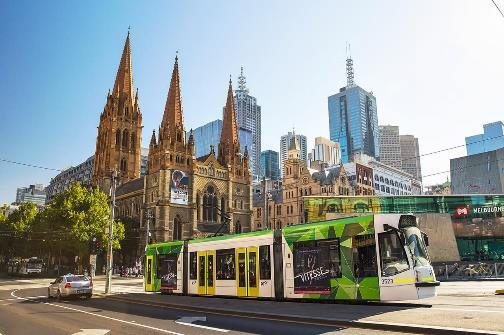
[{"left": 105, "top": 169, "right": 118, "bottom": 294}]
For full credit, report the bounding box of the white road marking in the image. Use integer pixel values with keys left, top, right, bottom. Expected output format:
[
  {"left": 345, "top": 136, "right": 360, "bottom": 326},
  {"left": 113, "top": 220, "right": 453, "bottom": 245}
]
[
  {"left": 176, "top": 317, "right": 229, "bottom": 333},
  {"left": 431, "top": 307, "right": 504, "bottom": 314},
  {"left": 71, "top": 330, "right": 110, "bottom": 335},
  {"left": 0, "top": 298, "right": 16, "bottom": 302},
  {"left": 10, "top": 290, "right": 185, "bottom": 335}
]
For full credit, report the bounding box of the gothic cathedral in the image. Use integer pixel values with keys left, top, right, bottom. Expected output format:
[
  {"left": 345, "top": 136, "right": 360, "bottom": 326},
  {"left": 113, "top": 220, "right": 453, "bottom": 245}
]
[{"left": 92, "top": 32, "right": 252, "bottom": 249}]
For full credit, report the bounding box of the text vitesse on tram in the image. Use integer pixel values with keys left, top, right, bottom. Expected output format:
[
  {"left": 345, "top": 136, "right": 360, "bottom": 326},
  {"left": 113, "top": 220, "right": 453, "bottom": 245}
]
[{"left": 145, "top": 214, "right": 439, "bottom": 301}]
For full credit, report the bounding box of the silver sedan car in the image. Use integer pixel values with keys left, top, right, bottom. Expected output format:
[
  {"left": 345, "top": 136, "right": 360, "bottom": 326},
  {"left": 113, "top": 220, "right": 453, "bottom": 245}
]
[{"left": 48, "top": 274, "right": 93, "bottom": 299}]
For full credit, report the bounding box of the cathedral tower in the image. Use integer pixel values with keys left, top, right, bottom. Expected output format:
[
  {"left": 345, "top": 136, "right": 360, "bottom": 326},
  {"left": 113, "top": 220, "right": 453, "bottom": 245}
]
[
  {"left": 92, "top": 31, "right": 142, "bottom": 191},
  {"left": 145, "top": 55, "right": 194, "bottom": 243}
]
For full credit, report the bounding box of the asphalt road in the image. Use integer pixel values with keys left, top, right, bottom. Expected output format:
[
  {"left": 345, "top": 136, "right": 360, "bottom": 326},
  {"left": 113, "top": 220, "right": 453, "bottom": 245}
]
[{"left": 0, "top": 287, "right": 419, "bottom": 335}]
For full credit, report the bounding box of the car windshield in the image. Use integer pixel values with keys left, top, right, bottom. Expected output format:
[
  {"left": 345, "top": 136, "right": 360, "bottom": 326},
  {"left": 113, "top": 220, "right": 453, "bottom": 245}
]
[
  {"left": 403, "top": 227, "right": 430, "bottom": 267},
  {"left": 28, "top": 262, "right": 43, "bottom": 269},
  {"left": 66, "top": 275, "right": 89, "bottom": 282}
]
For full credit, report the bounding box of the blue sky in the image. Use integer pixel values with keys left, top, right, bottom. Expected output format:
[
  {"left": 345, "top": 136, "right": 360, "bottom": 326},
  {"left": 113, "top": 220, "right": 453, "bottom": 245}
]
[{"left": 1, "top": 1, "right": 504, "bottom": 203}]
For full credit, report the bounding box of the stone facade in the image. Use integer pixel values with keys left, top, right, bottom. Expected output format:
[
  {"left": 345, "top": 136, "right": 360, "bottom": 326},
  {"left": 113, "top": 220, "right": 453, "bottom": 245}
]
[
  {"left": 91, "top": 34, "right": 252, "bottom": 251},
  {"left": 92, "top": 32, "right": 143, "bottom": 192},
  {"left": 278, "top": 134, "right": 352, "bottom": 227}
]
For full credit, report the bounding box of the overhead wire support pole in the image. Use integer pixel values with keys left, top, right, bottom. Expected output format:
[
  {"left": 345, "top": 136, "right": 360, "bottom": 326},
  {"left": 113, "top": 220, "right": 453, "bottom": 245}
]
[{"left": 105, "top": 169, "right": 117, "bottom": 294}]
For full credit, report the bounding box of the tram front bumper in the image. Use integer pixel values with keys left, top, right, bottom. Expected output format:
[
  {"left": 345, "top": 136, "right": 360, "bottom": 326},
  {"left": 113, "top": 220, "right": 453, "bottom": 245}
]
[{"left": 415, "top": 281, "right": 440, "bottom": 287}]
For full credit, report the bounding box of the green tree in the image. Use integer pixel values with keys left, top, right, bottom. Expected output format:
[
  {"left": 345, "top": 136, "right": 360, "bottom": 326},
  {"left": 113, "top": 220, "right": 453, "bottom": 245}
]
[
  {"left": 41, "top": 183, "right": 125, "bottom": 271},
  {"left": 48, "top": 182, "right": 125, "bottom": 250},
  {"left": 4, "top": 203, "right": 38, "bottom": 258}
]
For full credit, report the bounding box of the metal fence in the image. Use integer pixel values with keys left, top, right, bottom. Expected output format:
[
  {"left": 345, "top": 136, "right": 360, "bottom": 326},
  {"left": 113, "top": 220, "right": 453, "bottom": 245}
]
[{"left": 433, "top": 261, "right": 504, "bottom": 280}]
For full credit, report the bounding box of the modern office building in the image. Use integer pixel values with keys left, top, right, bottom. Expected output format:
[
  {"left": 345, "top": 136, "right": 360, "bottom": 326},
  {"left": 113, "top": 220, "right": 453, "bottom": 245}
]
[
  {"left": 353, "top": 153, "right": 422, "bottom": 196},
  {"left": 260, "top": 150, "right": 280, "bottom": 180},
  {"left": 15, "top": 184, "right": 46, "bottom": 206},
  {"left": 465, "top": 121, "right": 504, "bottom": 155},
  {"left": 379, "top": 125, "right": 401, "bottom": 169},
  {"left": 45, "top": 149, "right": 149, "bottom": 203},
  {"left": 232, "top": 68, "right": 261, "bottom": 178},
  {"left": 450, "top": 147, "right": 504, "bottom": 194},
  {"left": 279, "top": 131, "right": 307, "bottom": 176},
  {"left": 400, "top": 135, "right": 422, "bottom": 181},
  {"left": 307, "top": 136, "right": 341, "bottom": 169},
  {"left": 328, "top": 57, "right": 379, "bottom": 163},
  {"left": 191, "top": 119, "right": 253, "bottom": 163}
]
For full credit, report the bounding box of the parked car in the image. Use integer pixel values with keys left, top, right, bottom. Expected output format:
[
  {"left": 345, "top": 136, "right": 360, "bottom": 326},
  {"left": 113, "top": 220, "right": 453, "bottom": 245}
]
[{"left": 47, "top": 274, "right": 93, "bottom": 299}]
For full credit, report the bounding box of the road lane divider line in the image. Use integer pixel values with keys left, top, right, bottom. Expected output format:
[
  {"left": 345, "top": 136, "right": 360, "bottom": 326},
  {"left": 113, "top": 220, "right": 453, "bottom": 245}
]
[{"left": 10, "top": 290, "right": 185, "bottom": 335}]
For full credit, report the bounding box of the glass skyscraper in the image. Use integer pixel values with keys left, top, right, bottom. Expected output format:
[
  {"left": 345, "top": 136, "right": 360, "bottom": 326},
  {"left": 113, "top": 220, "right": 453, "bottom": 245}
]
[
  {"left": 260, "top": 150, "right": 280, "bottom": 180},
  {"left": 328, "top": 85, "right": 379, "bottom": 163},
  {"left": 465, "top": 121, "right": 504, "bottom": 156},
  {"left": 233, "top": 68, "right": 261, "bottom": 179},
  {"left": 191, "top": 119, "right": 253, "bottom": 161}
]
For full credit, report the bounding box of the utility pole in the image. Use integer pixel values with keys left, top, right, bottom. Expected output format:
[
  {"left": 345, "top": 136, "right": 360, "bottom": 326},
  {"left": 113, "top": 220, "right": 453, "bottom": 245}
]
[
  {"left": 262, "top": 176, "right": 267, "bottom": 229},
  {"left": 145, "top": 208, "right": 153, "bottom": 248},
  {"left": 105, "top": 169, "right": 117, "bottom": 294}
]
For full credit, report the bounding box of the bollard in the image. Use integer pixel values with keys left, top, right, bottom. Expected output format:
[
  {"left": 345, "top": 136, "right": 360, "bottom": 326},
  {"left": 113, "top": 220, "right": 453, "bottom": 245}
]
[{"left": 446, "top": 264, "right": 449, "bottom": 280}]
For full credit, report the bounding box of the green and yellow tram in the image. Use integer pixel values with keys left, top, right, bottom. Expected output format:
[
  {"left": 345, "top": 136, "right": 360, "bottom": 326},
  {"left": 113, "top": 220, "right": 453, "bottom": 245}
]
[{"left": 145, "top": 214, "right": 439, "bottom": 301}]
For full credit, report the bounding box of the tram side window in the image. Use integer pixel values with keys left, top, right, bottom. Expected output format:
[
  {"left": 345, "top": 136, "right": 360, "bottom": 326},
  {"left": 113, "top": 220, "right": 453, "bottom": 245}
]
[
  {"left": 259, "top": 245, "right": 271, "bottom": 280},
  {"left": 293, "top": 239, "right": 341, "bottom": 294},
  {"left": 216, "top": 248, "right": 235, "bottom": 280},
  {"left": 378, "top": 231, "right": 410, "bottom": 277},
  {"left": 353, "top": 234, "right": 378, "bottom": 278},
  {"left": 189, "top": 252, "right": 197, "bottom": 280}
]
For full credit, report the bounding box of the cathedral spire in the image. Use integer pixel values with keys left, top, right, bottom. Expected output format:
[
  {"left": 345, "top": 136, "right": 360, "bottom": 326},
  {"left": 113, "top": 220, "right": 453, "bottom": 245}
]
[
  {"left": 112, "top": 30, "right": 134, "bottom": 99},
  {"left": 161, "top": 53, "right": 184, "bottom": 132},
  {"left": 220, "top": 77, "right": 240, "bottom": 146}
]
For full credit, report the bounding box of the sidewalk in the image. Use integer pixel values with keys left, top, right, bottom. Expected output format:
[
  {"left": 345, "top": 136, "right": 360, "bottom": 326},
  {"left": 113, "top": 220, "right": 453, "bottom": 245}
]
[{"left": 103, "top": 291, "right": 504, "bottom": 335}]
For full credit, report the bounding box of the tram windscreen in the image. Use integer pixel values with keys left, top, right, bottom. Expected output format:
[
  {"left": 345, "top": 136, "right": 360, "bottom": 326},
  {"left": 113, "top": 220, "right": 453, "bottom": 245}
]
[{"left": 158, "top": 254, "right": 178, "bottom": 290}]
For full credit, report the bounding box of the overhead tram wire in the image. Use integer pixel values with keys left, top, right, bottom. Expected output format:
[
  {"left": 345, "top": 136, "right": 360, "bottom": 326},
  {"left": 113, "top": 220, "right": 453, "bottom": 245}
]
[
  {"left": 0, "top": 158, "right": 62, "bottom": 172},
  {"left": 491, "top": 0, "right": 504, "bottom": 18},
  {"left": 2, "top": 132, "right": 504, "bottom": 187}
]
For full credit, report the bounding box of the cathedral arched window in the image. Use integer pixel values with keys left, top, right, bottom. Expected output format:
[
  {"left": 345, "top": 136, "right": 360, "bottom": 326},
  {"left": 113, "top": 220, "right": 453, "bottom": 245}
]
[
  {"left": 116, "top": 130, "right": 121, "bottom": 149},
  {"left": 187, "top": 158, "right": 190, "bottom": 166},
  {"left": 235, "top": 221, "right": 242, "bottom": 234},
  {"left": 125, "top": 107, "right": 129, "bottom": 116},
  {"left": 173, "top": 215, "right": 182, "bottom": 241},
  {"left": 122, "top": 129, "right": 129, "bottom": 149},
  {"left": 177, "top": 131, "right": 182, "bottom": 142},
  {"left": 196, "top": 194, "right": 201, "bottom": 221},
  {"left": 203, "top": 185, "right": 218, "bottom": 223},
  {"left": 120, "top": 158, "right": 127, "bottom": 173},
  {"left": 130, "top": 132, "right": 136, "bottom": 151},
  {"left": 220, "top": 197, "right": 226, "bottom": 222}
]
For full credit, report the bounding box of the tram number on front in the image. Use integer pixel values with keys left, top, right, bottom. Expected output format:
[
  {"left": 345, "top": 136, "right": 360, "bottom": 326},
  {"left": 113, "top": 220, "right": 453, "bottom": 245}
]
[{"left": 381, "top": 279, "right": 393, "bottom": 285}]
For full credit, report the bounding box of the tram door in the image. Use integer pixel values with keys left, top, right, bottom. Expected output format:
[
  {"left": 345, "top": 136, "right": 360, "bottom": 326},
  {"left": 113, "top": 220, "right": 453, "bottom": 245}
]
[
  {"left": 352, "top": 234, "right": 379, "bottom": 300},
  {"left": 197, "top": 251, "right": 216, "bottom": 295},
  {"left": 236, "top": 247, "right": 259, "bottom": 297},
  {"left": 145, "top": 255, "right": 154, "bottom": 291}
]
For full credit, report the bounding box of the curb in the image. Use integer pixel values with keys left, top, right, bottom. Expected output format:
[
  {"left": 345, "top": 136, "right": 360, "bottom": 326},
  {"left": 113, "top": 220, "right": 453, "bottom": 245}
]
[{"left": 102, "top": 294, "right": 504, "bottom": 335}]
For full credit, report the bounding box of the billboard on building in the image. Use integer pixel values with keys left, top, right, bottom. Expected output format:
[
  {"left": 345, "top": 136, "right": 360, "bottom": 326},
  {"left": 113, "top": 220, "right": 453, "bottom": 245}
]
[{"left": 170, "top": 170, "right": 189, "bottom": 205}]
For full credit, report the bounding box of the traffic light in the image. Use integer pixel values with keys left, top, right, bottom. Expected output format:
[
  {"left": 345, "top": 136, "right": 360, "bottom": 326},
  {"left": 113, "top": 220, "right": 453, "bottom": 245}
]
[{"left": 89, "top": 237, "right": 100, "bottom": 254}]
